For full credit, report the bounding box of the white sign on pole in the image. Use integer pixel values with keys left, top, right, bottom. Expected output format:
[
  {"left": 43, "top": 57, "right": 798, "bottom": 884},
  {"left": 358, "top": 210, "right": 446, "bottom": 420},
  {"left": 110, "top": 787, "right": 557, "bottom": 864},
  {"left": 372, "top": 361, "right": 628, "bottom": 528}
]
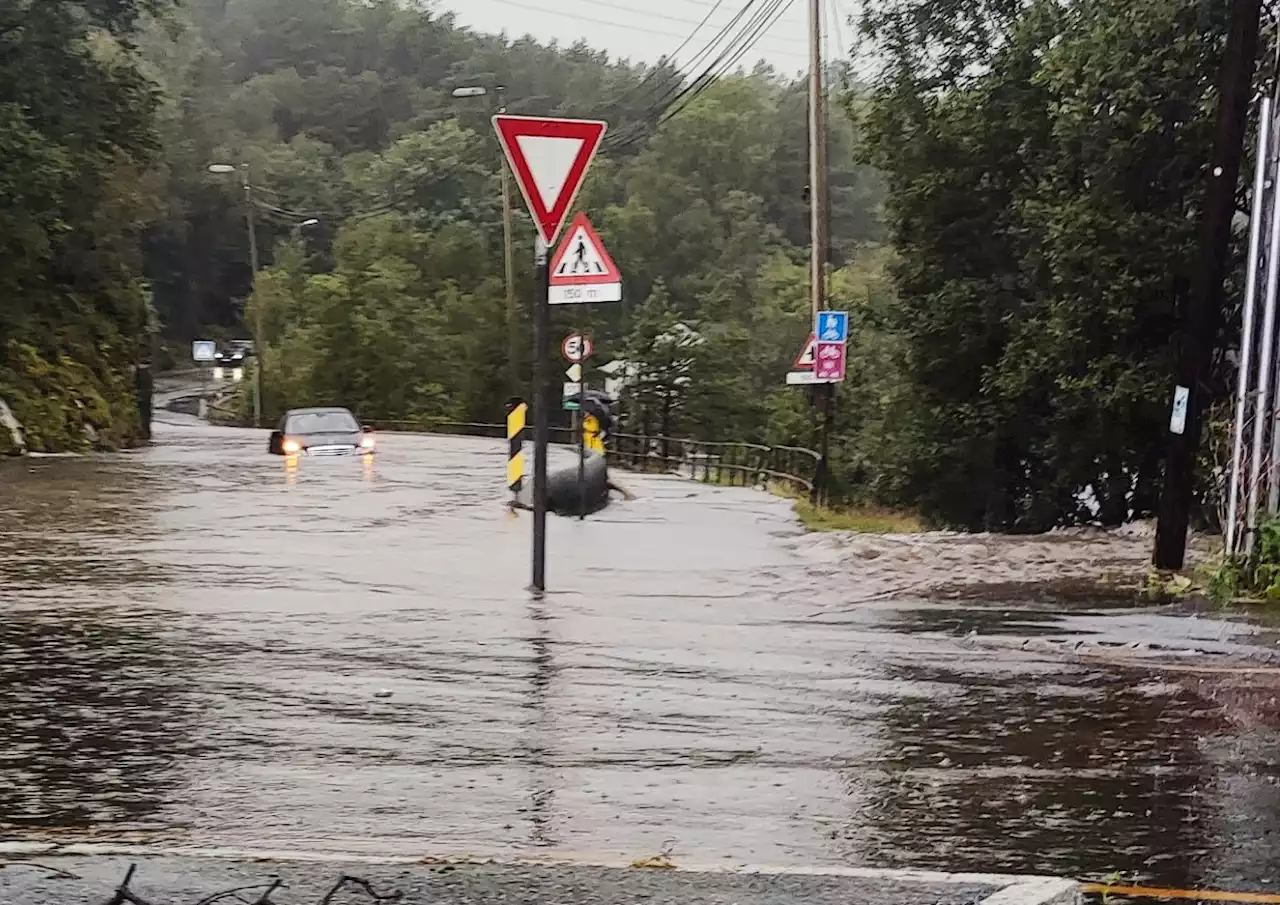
[
  {"left": 1170, "top": 385, "right": 1190, "bottom": 435},
  {"left": 565, "top": 363, "right": 583, "bottom": 382},
  {"left": 192, "top": 340, "right": 216, "bottom": 362}
]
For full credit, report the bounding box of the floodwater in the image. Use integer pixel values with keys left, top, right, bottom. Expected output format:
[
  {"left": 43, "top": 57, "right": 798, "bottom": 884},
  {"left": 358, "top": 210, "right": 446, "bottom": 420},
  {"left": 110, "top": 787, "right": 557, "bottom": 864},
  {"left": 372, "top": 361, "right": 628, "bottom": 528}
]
[{"left": 3, "top": 404, "right": 1280, "bottom": 890}]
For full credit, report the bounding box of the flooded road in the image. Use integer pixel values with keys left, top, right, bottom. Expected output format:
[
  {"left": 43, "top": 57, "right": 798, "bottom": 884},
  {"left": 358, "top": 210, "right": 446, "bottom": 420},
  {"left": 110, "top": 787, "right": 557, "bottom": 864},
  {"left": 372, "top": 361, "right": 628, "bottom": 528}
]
[{"left": 3, "top": 410, "right": 1280, "bottom": 891}]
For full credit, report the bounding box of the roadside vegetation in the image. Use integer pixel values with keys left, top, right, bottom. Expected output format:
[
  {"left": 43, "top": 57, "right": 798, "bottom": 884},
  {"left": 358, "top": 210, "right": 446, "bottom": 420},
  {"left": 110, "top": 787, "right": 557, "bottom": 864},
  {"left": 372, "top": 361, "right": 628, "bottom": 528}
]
[{"left": 1, "top": 0, "right": 1253, "bottom": 544}]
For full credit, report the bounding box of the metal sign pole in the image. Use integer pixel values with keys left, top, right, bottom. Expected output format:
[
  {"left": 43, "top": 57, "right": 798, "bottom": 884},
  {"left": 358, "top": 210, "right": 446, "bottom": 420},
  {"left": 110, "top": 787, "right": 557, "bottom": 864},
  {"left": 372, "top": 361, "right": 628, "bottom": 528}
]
[
  {"left": 532, "top": 240, "right": 550, "bottom": 594},
  {"left": 578, "top": 314, "right": 587, "bottom": 521},
  {"left": 1226, "top": 93, "right": 1274, "bottom": 554}
]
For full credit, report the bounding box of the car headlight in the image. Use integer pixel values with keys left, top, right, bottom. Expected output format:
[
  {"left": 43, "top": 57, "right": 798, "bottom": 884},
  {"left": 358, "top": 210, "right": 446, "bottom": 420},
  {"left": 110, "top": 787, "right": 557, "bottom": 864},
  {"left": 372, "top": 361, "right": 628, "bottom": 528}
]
[
  {"left": 282, "top": 439, "right": 302, "bottom": 455},
  {"left": 360, "top": 435, "right": 375, "bottom": 450}
]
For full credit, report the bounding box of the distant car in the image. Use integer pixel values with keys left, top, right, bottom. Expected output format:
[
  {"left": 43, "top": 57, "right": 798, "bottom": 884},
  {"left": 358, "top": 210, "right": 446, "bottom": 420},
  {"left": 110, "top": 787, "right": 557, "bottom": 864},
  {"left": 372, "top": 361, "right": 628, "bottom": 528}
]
[
  {"left": 268, "top": 407, "right": 375, "bottom": 456},
  {"left": 213, "top": 346, "right": 247, "bottom": 368},
  {"left": 213, "top": 340, "right": 255, "bottom": 369}
]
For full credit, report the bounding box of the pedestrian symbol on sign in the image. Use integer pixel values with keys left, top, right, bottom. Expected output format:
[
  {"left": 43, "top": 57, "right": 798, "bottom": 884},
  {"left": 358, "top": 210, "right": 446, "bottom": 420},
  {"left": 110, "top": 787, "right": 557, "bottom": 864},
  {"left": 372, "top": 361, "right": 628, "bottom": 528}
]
[
  {"left": 818, "top": 311, "right": 849, "bottom": 343},
  {"left": 555, "top": 224, "right": 609, "bottom": 278}
]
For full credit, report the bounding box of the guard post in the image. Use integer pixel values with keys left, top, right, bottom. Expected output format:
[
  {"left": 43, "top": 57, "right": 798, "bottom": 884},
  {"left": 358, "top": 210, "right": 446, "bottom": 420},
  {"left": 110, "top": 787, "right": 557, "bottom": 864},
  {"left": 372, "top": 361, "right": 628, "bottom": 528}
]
[{"left": 506, "top": 397, "right": 527, "bottom": 502}]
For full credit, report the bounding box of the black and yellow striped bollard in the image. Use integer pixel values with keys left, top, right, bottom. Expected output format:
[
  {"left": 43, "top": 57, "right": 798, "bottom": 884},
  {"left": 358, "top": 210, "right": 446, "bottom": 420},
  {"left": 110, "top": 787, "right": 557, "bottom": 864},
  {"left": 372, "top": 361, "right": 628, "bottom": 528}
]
[{"left": 506, "top": 397, "right": 527, "bottom": 502}]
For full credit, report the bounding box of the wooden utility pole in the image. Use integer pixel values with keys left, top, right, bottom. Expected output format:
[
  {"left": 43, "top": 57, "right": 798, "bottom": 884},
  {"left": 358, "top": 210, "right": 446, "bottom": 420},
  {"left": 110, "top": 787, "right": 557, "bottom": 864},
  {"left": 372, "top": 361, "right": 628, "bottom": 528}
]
[
  {"left": 808, "top": 0, "right": 834, "bottom": 498},
  {"left": 243, "top": 163, "right": 263, "bottom": 429},
  {"left": 809, "top": 0, "right": 827, "bottom": 324},
  {"left": 1153, "top": 0, "right": 1263, "bottom": 569},
  {"left": 498, "top": 87, "right": 519, "bottom": 399}
]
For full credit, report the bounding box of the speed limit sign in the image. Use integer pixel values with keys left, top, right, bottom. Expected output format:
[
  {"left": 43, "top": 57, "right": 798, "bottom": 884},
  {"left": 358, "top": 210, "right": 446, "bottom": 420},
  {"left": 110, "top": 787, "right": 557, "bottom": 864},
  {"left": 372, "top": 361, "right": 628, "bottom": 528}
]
[{"left": 561, "top": 333, "right": 593, "bottom": 363}]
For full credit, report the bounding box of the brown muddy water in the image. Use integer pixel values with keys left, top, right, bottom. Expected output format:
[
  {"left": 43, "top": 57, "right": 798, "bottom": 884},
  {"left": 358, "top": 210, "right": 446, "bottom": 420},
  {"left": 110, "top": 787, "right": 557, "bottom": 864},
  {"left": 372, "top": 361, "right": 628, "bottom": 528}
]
[{"left": 2, "top": 409, "right": 1280, "bottom": 890}]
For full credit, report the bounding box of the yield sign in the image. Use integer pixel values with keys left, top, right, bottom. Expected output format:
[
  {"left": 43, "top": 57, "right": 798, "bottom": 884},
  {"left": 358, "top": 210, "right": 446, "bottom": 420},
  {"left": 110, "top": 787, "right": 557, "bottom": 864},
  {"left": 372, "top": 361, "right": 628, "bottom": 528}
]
[{"left": 492, "top": 115, "right": 608, "bottom": 246}]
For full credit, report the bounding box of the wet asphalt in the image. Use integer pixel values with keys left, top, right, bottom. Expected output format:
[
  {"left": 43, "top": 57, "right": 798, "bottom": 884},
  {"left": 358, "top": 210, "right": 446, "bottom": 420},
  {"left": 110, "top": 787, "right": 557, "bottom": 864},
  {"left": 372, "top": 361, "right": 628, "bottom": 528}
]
[{"left": 2, "top": 397, "right": 1280, "bottom": 892}]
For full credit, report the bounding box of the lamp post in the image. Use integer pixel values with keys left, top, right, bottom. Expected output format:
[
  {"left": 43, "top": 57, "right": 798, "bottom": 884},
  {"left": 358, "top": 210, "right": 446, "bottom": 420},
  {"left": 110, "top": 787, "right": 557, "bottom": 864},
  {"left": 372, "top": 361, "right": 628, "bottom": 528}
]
[
  {"left": 452, "top": 85, "right": 518, "bottom": 397},
  {"left": 209, "top": 162, "right": 264, "bottom": 427}
]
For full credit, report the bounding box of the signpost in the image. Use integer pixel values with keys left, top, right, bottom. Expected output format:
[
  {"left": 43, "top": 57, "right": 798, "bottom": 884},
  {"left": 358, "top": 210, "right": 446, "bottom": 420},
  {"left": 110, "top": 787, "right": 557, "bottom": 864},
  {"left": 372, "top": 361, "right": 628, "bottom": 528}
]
[
  {"left": 550, "top": 216, "right": 620, "bottom": 521},
  {"left": 192, "top": 340, "right": 216, "bottom": 363},
  {"left": 494, "top": 114, "right": 607, "bottom": 593},
  {"left": 549, "top": 213, "right": 622, "bottom": 304}
]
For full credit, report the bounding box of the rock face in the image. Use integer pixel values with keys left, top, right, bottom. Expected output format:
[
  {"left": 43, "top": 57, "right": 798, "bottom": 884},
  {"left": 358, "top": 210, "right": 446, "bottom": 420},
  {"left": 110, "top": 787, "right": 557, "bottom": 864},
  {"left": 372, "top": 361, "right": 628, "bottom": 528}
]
[{"left": 0, "top": 398, "right": 26, "bottom": 455}]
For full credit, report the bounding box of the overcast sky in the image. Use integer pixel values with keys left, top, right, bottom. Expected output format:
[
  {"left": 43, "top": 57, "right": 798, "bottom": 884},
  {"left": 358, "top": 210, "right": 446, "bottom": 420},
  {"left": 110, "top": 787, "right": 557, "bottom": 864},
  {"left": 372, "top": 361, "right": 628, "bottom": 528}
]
[{"left": 437, "top": 0, "right": 857, "bottom": 77}]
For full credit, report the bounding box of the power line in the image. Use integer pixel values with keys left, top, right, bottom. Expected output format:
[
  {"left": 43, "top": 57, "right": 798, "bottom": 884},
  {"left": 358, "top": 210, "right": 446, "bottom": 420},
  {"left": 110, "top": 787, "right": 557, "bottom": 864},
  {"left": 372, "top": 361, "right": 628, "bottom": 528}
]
[
  {"left": 660, "top": 0, "right": 797, "bottom": 122},
  {"left": 602, "top": 0, "right": 782, "bottom": 151},
  {"left": 584, "top": 0, "right": 804, "bottom": 46},
  {"left": 645, "top": 0, "right": 789, "bottom": 114},
  {"left": 472, "top": 0, "right": 806, "bottom": 56}
]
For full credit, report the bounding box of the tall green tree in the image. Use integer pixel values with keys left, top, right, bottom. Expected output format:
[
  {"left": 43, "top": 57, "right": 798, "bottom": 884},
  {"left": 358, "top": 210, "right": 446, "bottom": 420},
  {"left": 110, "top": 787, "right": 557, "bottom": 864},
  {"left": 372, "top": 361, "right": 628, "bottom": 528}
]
[{"left": 0, "top": 0, "right": 168, "bottom": 452}]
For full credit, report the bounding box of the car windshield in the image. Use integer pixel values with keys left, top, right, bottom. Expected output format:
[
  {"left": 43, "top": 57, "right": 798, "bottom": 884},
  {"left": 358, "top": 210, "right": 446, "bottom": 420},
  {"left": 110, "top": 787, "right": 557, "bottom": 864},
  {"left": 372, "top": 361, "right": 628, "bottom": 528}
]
[{"left": 286, "top": 411, "right": 358, "bottom": 434}]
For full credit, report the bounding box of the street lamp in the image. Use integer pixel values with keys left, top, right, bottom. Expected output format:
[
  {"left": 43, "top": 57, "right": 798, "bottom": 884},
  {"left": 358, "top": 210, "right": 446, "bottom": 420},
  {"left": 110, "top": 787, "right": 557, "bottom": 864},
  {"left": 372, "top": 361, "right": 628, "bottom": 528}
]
[
  {"left": 452, "top": 84, "right": 519, "bottom": 397},
  {"left": 209, "top": 161, "right": 264, "bottom": 427}
]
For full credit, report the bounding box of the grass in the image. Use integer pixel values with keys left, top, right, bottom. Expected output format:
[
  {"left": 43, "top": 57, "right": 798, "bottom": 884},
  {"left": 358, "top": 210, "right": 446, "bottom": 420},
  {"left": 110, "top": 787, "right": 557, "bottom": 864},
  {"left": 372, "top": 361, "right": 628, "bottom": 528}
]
[
  {"left": 686, "top": 468, "right": 925, "bottom": 534},
  {"left": 793, "top": 499, "right": 925, "bottom": 534}
]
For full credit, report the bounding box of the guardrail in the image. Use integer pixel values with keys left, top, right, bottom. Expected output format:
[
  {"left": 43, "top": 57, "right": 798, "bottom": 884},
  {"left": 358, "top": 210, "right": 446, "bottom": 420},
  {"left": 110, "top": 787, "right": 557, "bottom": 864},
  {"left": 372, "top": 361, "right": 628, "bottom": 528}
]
[
  {"left": 367, "top": 419, "right": 575, "bottom": 446},
  {"left": 608, "top": 432, "right": 824, "bottom": 505}
]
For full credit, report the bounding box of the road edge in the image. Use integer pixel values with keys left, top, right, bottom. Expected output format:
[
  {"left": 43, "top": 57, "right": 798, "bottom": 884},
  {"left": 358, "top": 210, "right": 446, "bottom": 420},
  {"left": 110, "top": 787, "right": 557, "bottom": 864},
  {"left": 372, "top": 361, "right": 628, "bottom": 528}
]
[{"left": 0, "top": 842, "right": 1080, "bottom": 900}]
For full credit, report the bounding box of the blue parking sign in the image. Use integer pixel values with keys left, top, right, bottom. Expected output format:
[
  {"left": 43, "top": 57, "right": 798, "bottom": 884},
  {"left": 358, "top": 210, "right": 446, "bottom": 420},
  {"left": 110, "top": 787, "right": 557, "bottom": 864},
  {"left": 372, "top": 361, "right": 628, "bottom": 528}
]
[{"left": 817, "top": 311, "right": 849, "bottom": 343}]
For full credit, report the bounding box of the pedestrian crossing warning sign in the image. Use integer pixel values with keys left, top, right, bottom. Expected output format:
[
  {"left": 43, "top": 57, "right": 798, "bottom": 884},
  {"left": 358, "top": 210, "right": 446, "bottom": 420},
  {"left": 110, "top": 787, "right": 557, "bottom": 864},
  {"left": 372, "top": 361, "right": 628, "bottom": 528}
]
[
  {"left": 786, "top": 333, "right": 830, "bottom": 385},
  {"left": 549, "top": 212, "right": 622, "bottom": 304},
  {"left": 792, "top": 334, "right": 816, "bottom": 370}
]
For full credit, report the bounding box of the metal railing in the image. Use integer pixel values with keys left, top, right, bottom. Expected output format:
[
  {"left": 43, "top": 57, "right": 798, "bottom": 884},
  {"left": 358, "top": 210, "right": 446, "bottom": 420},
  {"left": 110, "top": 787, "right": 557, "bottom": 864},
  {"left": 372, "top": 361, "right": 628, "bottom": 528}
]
[
  {"left": 608, "top": 432, "right": 824, "bottom": 504},
  {"left": 367, "top": 419, "right": 574, "bottom": 445}
]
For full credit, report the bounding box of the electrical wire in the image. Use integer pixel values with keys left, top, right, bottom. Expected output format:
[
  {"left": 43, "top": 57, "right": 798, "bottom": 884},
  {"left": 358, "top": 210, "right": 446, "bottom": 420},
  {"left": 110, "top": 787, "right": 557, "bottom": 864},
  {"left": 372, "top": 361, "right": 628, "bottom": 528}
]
[
  {"left": 469, "top": 0, "right": 804, "bottom": 49},
  {"left": 646, "top": 0, "right": 795, "bottom": 129},
  {"left": 604, "top": 0, "right": 797, "bottom": 153}
]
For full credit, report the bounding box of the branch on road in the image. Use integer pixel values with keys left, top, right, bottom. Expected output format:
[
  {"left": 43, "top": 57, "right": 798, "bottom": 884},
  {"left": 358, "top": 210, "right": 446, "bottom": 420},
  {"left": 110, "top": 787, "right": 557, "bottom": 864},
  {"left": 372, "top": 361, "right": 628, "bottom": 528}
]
[
  {"left": 318, "top": 875, "right": 404, "bottom": 904},
  {"left": 0, "top": 861, "right": 82, "bottom": 879},
  {"left": 192, "top": 878, "right": 283, "bottom": 905},
  {"left": 77, "top": 866, "right": 405, "bottom": 905},
  {"left": 100, "top": 864, "right": 157, "bottom": 905}
]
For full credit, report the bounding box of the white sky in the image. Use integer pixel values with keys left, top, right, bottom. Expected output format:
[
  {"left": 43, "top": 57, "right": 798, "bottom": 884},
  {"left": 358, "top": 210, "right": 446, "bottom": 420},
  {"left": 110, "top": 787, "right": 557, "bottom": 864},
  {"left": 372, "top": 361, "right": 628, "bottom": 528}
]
[{"left": 437, "top": 0, "right": 858, "bottom": 77}]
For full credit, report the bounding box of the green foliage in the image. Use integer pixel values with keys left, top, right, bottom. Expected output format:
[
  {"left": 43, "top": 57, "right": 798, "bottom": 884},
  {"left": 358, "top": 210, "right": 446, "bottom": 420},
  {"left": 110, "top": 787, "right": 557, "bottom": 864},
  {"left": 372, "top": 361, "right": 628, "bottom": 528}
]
[
  {"left": 11, "top": 0, "right": 1250, "bottom": 544},
  {"left": 857, "top": 0, "right": 1236, "bottom": 530},
  {"left": 0, "top": 0, "right": 162, "bottom": 452}
]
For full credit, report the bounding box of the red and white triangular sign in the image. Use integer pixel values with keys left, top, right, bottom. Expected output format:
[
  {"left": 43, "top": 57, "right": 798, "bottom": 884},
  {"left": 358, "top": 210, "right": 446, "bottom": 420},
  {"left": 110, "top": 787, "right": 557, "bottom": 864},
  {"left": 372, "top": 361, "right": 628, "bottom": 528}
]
[
  {"left": 792, "top": 334, "right": 817, "bottom": 370},
  {"left": 492, "top": 115, "right": 608, "bottom": 246},
  {"left": 550, "top": 213, "right": 621, "bottom": 285}
]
